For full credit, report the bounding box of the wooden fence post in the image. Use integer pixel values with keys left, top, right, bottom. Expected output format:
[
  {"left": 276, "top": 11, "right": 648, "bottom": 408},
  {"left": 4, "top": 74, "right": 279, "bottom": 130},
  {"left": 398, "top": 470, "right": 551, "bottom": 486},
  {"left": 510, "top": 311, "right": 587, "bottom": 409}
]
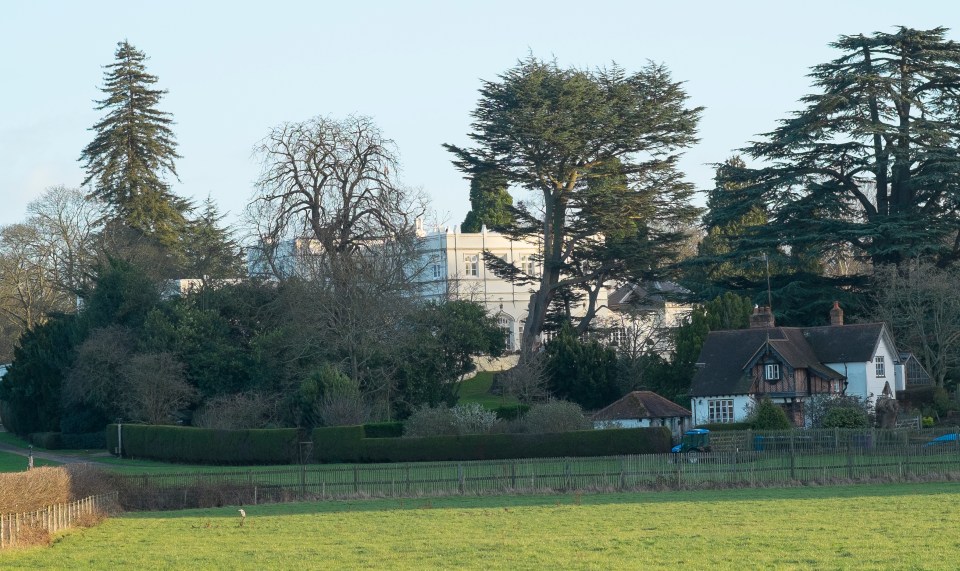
[{"left": 789, "top": 432, "right": 796, "bottom": 480}]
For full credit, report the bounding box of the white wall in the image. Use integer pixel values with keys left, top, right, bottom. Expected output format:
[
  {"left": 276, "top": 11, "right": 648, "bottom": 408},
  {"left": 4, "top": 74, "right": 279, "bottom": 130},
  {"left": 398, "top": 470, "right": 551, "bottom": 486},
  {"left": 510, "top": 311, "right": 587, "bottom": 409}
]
[
  {"left": 690, "top": 395, "right": 753, "bottom": 425},
  {"left": 417, "top": 227, "right": 612, "bottom": 351}
]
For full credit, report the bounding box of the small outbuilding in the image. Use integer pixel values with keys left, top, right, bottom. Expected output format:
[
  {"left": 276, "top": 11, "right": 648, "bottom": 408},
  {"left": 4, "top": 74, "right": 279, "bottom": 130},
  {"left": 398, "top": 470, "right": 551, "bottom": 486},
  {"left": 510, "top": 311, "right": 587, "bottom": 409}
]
[{"left": 592, "top": 391, "right": 692, "bottom": 438}]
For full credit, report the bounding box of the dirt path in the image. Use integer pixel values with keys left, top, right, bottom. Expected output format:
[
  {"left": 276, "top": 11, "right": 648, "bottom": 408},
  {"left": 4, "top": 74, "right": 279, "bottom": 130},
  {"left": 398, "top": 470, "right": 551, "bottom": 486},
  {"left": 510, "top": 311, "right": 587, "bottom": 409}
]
[{"left": 0, "top": 440, "right": 112, "bottom": 466}]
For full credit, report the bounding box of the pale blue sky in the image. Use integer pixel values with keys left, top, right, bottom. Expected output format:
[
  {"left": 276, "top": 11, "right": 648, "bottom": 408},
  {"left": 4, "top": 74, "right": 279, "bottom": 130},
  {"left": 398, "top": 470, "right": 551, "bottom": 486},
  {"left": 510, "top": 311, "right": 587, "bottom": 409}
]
[{"left": 2, "top": 1, "right": 957, "bottom": 231}]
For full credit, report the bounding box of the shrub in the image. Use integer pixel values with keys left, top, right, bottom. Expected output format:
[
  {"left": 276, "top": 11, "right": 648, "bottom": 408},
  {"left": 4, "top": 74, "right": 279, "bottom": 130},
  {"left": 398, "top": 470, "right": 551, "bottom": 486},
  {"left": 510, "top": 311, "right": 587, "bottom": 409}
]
[
  {"left": 806, "top": 394, "right": 873, "bottom": 428},
  {"left": 493, "top": 404, "right": 530, "bottom": 421},
  {"left": 933, "top": 387, "right": 955, "bottom": 415},
  {"left": 451, "top": 403, "right": 497, "bottom": 434},
  {"left": 192, "top": 392, "right": 280, "bottom": 430},
  {"left": 749, "top": 398, "right": 793, "bottom": 430},
  {"left": 822, "top": 406, "right": 870, "bottom": 429},
  {"left": 523, "top": 400, "right": 591, "bottom": 434},
  {"left": 403, "top": 404, "right": 499, "bottom": 437},
  {"left": 0, "top": 466, "right": 71, "bottom": 513},
  {"left": 318, "top": 393, "right": 371, "bottom": 427},
  {"left": 403, "top": 406, "right": 457, "bottom": 438}
]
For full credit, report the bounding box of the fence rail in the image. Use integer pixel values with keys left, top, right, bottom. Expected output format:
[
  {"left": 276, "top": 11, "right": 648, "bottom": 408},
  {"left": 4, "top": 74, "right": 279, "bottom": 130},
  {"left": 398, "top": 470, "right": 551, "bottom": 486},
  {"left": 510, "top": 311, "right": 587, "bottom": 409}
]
[
  {"left": 0, "top": 492, "right": 118, "bottom": 549},
  {"left": 118, "top": 427, "right": 960, "bottom": 510}
]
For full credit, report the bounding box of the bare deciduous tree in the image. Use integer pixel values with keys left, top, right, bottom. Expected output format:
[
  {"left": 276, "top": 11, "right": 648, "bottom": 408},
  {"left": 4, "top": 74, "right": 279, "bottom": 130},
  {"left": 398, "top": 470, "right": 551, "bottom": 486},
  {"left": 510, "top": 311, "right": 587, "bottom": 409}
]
[
  {"left": 121, "top": 352, "right": 196, "bottom": 425},
  {"left": 248, "top": 115, "right": 425, "bottom": 277},
  {"left": 498, "top": 352, "right": 549, "bottom": 404},
  {"left": 867, "top": 262, "right": 960, "bottom": 387}
]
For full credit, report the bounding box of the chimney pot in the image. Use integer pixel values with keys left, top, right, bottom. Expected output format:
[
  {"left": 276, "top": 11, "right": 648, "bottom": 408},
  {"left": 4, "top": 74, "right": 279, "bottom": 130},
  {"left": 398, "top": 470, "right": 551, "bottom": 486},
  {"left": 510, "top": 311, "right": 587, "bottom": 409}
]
[
  {"left": 830, "top": 301, "right": 844, "bottom": 326},
  {"left": 750, "top": 305, "right": 775, "bottom": 328}
]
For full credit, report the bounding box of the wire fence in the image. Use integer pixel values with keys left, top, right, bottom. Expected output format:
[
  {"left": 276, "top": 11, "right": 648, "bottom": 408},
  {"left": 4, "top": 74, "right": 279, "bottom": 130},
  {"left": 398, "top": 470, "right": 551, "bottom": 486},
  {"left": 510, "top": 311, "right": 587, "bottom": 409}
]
[
  {"left": 0, "top": 492, "right": 118, "bottom": 549},
  {"left": 117, "top": 427, "right": 960, "bottom": 510}
]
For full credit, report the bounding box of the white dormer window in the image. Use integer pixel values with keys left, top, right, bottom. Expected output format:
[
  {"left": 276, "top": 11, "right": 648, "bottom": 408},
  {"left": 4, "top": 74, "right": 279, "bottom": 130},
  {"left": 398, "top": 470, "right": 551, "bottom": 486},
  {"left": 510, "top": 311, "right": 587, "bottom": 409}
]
[
  {"left": 765, "top": 364, "right": 781, "bottom": 381},
  {"left": 875, "top": 355, "right": 886, "bottom": 378}
]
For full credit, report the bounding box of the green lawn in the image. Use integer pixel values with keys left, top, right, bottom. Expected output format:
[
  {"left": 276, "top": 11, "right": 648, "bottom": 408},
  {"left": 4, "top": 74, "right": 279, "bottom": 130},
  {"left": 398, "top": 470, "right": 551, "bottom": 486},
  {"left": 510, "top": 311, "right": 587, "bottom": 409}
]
[
  {"left": 458, "top": 371, "right": 520, "bottom": 409},
  {"left": 0, "top": 432, "right": 32, "bottom": 448},
  {"left": 2, "top": 483, "right": 959, "bottom": 569},
  {"left": 0, "top": 450, "right": 58, "bottom": 472}
]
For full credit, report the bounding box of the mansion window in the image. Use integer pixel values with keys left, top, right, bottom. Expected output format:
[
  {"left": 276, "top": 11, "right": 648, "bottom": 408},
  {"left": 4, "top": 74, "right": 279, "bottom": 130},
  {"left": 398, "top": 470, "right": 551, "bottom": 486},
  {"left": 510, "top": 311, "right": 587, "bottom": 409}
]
[
  {"left": 765, "top": 363, "right": 781, "bottom": 381},
  {"left": 520, "top": 254, "right": 537, "bottom": 276},
  {"left": 609, "top": 327, "right": 628, "bottom": 347},
  {"left": 875, "top": 355, "right": 886, "bottom": 378},
  {"left": 432, "top": 262, "right": 443, "bottom": 279},
  {"left": 464, "top": 254, "right": 479, "bottom": 277},
  {"left": 708, "top": 399, "right": 735, "bottom": 423}
]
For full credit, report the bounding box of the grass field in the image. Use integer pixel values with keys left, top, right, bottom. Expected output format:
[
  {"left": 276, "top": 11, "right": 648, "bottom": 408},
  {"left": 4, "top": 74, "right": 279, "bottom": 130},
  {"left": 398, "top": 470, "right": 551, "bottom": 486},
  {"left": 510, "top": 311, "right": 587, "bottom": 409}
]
[
  {"left": 0, "top": 451, "right": 58, "bottom": 472},
  {"left": 457, "top": 371, "right": 519, "bottom": 409},
  {"left": 2, "top": 483, "right": 958, "bottom": 569},
  {"left": 0, "top": 432, "right": 32, "bottom": 449}
]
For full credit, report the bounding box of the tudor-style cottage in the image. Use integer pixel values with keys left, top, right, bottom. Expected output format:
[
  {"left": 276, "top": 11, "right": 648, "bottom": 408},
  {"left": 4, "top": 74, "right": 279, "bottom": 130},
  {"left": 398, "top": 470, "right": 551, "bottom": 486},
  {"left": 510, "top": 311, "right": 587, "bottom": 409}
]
[{"left": 689, "top": 302, "right": 915, "bottom": 427}]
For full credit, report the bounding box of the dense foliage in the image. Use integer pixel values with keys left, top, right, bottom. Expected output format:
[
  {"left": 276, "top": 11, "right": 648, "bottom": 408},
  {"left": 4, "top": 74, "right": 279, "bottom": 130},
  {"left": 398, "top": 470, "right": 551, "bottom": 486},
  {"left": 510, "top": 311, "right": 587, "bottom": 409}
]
[{"left": 447, "top": 57, "right": 701, "bottom": 353}]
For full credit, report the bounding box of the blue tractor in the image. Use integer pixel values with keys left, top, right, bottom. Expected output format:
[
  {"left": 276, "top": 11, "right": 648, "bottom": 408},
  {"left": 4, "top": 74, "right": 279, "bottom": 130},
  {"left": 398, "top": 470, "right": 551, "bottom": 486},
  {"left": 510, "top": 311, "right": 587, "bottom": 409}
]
[{"left": 671, "top": 428, "right": 712, "bottom": 457}]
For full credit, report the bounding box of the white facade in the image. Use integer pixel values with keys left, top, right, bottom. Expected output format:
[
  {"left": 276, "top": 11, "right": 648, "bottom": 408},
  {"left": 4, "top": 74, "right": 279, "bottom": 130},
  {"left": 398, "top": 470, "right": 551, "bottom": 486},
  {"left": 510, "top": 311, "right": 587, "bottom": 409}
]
[
  {"left": 417, "top": 225, "right": 614, "bottom": 351},
  {"left": 690, "top": 395, "right": 754, "bottom": 426},
  {"left": 594, "top": 416, "right": 688, "bottom": 437},
  {"left": 825, "top": 328, "right": 900, "bottom": 403}
]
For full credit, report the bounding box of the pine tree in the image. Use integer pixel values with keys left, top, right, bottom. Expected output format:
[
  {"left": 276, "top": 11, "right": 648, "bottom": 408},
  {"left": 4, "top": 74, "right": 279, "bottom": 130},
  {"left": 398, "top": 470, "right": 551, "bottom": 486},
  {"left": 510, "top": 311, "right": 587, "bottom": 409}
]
[
  {"left": 713, "top": 27, "right": 960, "bottom": 269},
  {"left": 461, "top": 168, "right": 513, "bottom": 232},
  {"left": 182, "top": 197, "right": 246, "bottom": 282},
  {"left": 446, "top": 57, "right": 701, "bottom": 354},
  {"left": 80, "top": 40, "right": 186, "bottom": 248}
]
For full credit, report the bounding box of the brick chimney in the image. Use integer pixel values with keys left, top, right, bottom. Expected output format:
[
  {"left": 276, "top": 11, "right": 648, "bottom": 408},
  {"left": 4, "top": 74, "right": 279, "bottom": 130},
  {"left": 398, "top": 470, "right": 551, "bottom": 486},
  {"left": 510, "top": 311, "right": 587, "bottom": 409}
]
[
  {"left": 829, "top": 300, "right": 844, "bottom": 326},
  {"left": 750, "top": 305, "right": 775, "bottom": 329}
]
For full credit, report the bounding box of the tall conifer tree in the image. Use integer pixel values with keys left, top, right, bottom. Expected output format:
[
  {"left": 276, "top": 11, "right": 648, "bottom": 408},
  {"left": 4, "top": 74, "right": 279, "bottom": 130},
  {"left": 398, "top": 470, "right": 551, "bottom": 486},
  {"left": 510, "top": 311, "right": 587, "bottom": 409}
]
[{"left": 80, "top": 40, "right": 186, "bottom": 248}]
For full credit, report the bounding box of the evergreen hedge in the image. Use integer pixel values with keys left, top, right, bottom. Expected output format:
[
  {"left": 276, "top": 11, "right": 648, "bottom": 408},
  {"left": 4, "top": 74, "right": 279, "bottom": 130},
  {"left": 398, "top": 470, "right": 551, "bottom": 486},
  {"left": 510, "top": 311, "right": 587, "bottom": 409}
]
[
  {"left": 312, "top": 426, "right": 671, "bottom": 463},
  {"left": 106, "top": 424, "right": 300, "bottom": 464},
  {"left": 362, "top": 421, "right": 404, "bottom": 438},
  {"left": 697, "top": 422, "right": 753, "bottom": 431},
  {"left": 311, "top": 425, "right": 366, "bottom": 463}
]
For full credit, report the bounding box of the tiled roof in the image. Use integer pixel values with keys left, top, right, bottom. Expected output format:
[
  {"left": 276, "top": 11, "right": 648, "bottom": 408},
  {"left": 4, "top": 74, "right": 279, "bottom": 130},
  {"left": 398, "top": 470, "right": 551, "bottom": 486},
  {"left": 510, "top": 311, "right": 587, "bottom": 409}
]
[
  {"left": 592, "top": 391, "right": 692, "bottom": 421},
  {"left": 690, "top": 323, "right": 885, "bottom": 397}
]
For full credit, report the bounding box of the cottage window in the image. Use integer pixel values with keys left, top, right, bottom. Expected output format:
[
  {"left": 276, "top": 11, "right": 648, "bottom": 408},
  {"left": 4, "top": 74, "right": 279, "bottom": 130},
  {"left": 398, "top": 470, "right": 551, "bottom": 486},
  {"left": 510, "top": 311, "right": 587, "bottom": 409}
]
[
  {"left": 765, "top": 363, "right": 781, "bottom": 381},
  {"left": 464, "top": 254, "right": 479, "bottom": 277},
  {"left": 708, "top": 399, "right": 735, "bottom": 423},
  {"left": 875, "top": 355, "right": 886, "bottom": 378}
]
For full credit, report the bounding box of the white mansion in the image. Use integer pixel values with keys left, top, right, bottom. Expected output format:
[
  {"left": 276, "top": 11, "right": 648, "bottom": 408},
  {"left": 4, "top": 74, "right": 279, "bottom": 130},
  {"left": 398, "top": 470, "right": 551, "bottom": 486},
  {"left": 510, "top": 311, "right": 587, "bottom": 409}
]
[{"left": 415, "top": 222, "right": 691, "bottom": 353}]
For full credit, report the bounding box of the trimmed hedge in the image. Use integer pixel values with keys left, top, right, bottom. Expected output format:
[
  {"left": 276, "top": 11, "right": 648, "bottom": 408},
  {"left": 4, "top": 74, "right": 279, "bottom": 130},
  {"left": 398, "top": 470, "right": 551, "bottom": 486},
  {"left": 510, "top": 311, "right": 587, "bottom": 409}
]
[
  {"left": 312, "top": 425, "right": 365, "bottom": 463},
  {"left": 362, "top": 421, "right": 404, "bottom": 438},
  {"left": 312, "top": 426, "right": 671, "bottom": 463},
  {"left": 697, "top": 422, "right": 753, "bottom": 432},
  {"left": 106, "top": 424, "right": 300, "bottom": 464}
]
